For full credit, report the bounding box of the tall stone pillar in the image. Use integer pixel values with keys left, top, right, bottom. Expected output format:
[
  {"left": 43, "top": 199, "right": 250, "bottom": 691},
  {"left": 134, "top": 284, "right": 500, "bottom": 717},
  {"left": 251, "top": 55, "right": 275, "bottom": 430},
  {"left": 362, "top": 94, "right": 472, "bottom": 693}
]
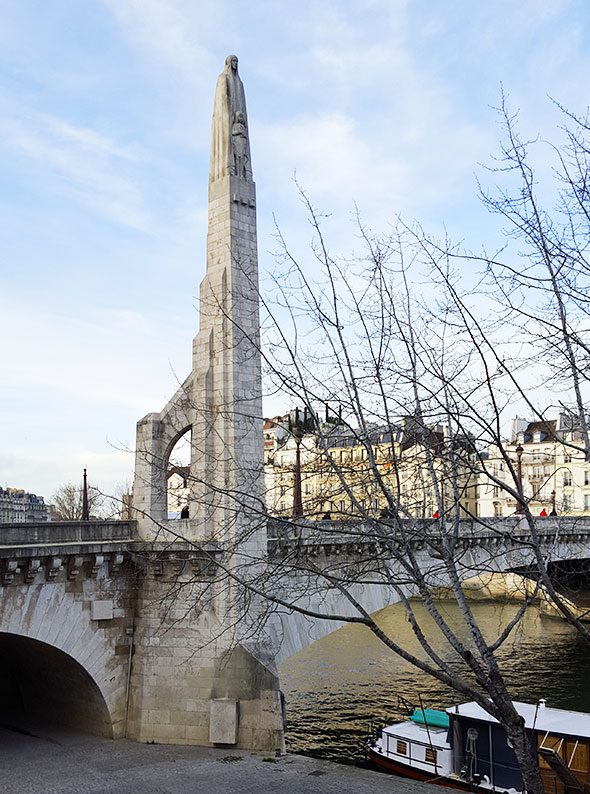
[
  {"left": 190, "top": 168, "right": 263, "bottom": 549},
  {"left": 129, "top": 55, "right": 284, "bottom": 753}
]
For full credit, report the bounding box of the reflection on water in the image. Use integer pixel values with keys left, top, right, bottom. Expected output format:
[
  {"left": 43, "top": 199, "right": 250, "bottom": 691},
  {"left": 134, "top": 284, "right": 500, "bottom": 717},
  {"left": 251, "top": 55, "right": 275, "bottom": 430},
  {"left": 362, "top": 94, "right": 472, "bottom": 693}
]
[{"left": 279, "top": 601, "right": 590, "bottom": 763}]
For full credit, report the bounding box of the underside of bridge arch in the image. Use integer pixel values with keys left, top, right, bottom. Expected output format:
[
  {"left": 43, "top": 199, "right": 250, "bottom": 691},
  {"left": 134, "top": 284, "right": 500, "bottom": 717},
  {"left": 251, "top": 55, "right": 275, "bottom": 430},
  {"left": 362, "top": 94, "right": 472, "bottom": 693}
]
[{"left": 0, "top": 632, "right": 113, "bottom": 737}]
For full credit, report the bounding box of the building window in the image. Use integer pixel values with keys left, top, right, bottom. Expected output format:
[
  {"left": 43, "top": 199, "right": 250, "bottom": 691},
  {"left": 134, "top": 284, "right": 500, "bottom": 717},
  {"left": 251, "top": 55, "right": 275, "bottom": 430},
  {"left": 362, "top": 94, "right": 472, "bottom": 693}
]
[
  {"left": 280, "top": 485, "right": 287, "bottom": 497},
  {"left": 396, "top": 740, "right": 407, "bottom": 755},
  {"left": 564, "top": 452, "right": 572, "bottom": 463},
  {"left": 563, "top": 471, "right": 572, "bottom": 487},
  {"left": 339, "top": 500, "right": 345, "bottom": 513},
  {"left": 585, "top": 471, "right": 590, "bottom": 486},
  {"left": 494, "top": 503, "right": 502, "bottom": 517},
  {"left": 563, "top": 495, "right": 571, "bottom": 512},
  {"left": 305, "top": 482, "right": 311, "bottom": 494},
  {"left": 425, "top": 747, "right": 438, "bottom": 764},
  {"left": 279, "top": 501, "right": 286, "bottom": 512},
  {"left": 584, "top": 494, "right": 590, "bottom": 511}
]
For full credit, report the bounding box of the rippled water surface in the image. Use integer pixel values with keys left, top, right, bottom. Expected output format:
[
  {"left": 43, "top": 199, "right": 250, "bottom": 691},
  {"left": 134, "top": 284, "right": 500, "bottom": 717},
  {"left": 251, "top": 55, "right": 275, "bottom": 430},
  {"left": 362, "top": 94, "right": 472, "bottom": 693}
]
[{"left": 279, "top": 601, "right": 590, "bottom": 763}]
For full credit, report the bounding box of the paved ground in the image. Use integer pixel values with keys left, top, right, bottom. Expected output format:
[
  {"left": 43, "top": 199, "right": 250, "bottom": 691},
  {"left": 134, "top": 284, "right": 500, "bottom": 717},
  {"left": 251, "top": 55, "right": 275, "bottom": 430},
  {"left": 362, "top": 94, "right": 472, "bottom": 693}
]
[{"left": 0, "top": 724, "right": 436, "bottom": 794}]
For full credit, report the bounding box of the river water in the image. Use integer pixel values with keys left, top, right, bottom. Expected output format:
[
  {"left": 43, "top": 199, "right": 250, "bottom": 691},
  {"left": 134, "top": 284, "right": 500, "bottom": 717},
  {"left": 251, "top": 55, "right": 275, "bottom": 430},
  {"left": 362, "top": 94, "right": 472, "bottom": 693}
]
[{"left": 279, "top": 601, "right": 590, "bottom": 763}]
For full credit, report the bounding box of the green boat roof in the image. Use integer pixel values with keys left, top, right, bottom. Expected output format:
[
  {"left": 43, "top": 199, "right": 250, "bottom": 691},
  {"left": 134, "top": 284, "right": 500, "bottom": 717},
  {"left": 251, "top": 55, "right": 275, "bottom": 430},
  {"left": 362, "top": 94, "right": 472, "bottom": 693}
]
[{"left": 410, "top": 708, "right": 450, "bottom": 729}]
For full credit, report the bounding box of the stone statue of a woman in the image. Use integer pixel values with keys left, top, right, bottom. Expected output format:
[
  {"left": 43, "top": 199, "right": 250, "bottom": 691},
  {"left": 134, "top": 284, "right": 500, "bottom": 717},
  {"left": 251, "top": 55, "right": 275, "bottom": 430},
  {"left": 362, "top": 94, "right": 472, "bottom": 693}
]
[{"left": 210, "top": 55, "right": 253, "bottom": 182}]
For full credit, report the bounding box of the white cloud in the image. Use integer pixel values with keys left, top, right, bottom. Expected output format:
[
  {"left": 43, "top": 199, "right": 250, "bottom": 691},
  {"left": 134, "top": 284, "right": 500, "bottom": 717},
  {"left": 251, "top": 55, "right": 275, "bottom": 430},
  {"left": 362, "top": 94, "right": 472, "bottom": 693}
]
[
  {"left": 0, "top": 293, "right": 194, "bottom": 497},
  {"left": 101, "top": 0, "right": 230, "bottom": 89},
  {"left": 0, "top": 109, "right": 150, "bottom": 230},
  {"left": 257, "top": 112, "right": 407, "bottom": 206},
  {"left": 0, "top": 297, "right": 189, "bottom": 411},
  {"left": 103, "top": 0, "right": 207, "bottom": 76},
  {"left": 0, "top": 448, "right": 134, "bottom": 504}
]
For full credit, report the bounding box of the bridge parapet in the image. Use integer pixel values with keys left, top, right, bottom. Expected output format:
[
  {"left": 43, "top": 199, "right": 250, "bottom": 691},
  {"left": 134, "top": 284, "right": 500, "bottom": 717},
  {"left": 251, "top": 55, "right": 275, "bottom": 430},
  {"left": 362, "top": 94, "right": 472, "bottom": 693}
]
[
  {"left": 0, "top": 520, "right": 137, "bottom": 587},
  {"left": 0, "top": 519, "right": 136, "bottom": 550},
  {"left": 268, "top": 515, "right": 590, "bottom": 557},
  {"left": 0, "top": 521, "right": 222, "bottom": 587}
]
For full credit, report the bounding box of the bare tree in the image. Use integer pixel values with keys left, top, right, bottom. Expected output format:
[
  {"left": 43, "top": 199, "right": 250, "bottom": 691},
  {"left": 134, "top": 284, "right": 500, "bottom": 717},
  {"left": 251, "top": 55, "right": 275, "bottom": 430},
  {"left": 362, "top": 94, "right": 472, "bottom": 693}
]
[
  {"left": 133, "top": 100, "right": 590, "bottom": 794},
  {"left": 50, "top": 480, "right": 104, "bottom": 520},
  {"left": 413, "top": 93, "right": 590, "bottom": 644},
  {"left": 132, "top": 209, "right": 549, "bottom": 792}
]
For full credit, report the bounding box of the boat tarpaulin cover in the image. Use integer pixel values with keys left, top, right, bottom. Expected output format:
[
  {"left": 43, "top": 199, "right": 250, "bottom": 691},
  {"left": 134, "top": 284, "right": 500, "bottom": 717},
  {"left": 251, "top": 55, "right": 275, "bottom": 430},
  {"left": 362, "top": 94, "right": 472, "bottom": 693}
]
[{"left": 409, "top": 709, "right": 450, "bottom": 729}]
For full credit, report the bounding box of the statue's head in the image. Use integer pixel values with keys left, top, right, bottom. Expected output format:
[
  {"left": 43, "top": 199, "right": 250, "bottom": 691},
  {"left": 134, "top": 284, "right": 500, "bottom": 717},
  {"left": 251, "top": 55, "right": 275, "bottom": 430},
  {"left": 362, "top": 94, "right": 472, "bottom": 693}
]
[
  {"left": 235, "top": 111, "right": 245, "bottom": 123},
  {"left": 225, "top": 54, "right": 238, "bottom": 72}
]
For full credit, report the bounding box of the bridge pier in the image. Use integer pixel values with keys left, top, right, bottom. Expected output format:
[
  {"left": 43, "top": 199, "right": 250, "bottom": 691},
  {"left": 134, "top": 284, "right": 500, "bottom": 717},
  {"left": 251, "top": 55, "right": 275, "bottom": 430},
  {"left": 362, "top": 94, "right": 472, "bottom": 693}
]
[
  {"left": 129, "top": 55, "right": 285, "bottom": 751},
  {"left": 126, "top": 550, "right": 284, "bottom": 751}
]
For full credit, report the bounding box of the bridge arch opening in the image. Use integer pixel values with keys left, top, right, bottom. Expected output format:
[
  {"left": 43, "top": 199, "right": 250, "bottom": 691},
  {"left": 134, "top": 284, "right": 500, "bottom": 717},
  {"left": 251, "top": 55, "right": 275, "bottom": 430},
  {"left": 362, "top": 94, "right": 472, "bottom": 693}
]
[
  {"left": 0, "top": 632, "right": 113, "bottom": 737},
  {"left": 166, "top": 427, "right": 191, "bottom": 519}
]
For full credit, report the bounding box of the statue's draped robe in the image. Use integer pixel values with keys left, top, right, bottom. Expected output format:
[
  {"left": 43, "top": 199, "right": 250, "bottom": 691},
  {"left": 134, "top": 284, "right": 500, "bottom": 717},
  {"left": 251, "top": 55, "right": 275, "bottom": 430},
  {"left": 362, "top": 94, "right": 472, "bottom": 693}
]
[{"left": 210, "top": 60, "right": 253, "bottom": 182}]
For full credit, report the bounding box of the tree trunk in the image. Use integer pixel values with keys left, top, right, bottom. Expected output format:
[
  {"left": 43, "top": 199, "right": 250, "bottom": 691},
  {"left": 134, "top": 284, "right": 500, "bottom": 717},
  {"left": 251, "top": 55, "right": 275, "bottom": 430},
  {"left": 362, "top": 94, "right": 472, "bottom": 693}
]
[{"left": 501, "top": 711, "right": 544, "bottom": 794}]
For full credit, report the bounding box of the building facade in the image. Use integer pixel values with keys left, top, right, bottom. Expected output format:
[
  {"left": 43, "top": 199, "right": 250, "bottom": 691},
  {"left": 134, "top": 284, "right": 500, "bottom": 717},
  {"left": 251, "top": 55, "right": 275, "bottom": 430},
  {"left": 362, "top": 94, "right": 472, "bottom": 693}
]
[
  {"left": 478, "top": 413, "right": 590, "bottom": 518},
  {"left": 0, "top": 487, "right": 48, "bottom": 523},
  {"left": 263, "top": 413, "right": 477, "bottom": 520}
]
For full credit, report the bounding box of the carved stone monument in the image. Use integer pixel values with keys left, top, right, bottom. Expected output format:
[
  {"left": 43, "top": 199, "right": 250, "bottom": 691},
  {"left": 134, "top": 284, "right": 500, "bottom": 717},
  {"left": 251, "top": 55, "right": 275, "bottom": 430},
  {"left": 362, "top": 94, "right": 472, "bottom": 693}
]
[
  {"left": 210, "top": 54, "right": 253, "bottom": 182},
  {"left": 133, "top": 53, "right": 262, "bottom": 546},
  {"left": 130, "top": 56, "right": 283, "bottom": 752}
]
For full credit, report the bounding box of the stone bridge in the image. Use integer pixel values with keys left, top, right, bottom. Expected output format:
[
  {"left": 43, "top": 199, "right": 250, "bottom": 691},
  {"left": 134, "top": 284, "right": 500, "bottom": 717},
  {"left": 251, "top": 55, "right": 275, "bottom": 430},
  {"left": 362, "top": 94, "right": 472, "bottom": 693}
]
[
  {"left": 0, "top": 519, "right": 282, "bottom": 750},
  {"left": 266, "top": 515, "right": 590, "bottom": 660},
  {"left": 6, "top": 55, "right": 590, "bottom": 756},
  {"left": 0, "top": 516, "right": 589, "bottom": 747}
]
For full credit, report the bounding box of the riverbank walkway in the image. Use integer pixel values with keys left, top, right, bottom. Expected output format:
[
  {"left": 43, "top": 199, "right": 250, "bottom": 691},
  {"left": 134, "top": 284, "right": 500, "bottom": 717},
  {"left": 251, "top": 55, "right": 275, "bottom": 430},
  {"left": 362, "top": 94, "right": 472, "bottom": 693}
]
[{"left": 0, "top": 725, "right": 440, "bottom": 794}]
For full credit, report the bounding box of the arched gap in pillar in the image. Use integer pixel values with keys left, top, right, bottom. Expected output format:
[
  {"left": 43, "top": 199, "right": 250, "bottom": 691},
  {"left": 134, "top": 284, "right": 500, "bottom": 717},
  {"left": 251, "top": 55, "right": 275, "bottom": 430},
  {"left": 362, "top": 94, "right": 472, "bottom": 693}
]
[
  {"left": 0, "top": 632, "right": 113, "bottom": 737},
  {"left": 166, "top": 427, "right": 191, "bottom": 519}
]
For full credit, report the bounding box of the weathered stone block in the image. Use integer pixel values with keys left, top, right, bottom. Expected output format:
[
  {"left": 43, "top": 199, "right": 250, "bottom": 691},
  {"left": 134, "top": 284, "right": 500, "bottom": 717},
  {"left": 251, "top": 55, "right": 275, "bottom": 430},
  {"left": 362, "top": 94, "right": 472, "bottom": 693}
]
[{"left": 209, "top": 698, "right": 239, "bottom": 744}]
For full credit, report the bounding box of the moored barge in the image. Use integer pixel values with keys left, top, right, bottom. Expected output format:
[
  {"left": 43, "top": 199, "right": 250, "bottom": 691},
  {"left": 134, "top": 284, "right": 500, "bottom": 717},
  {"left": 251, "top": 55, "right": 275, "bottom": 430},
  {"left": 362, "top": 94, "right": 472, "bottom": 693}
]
[{"left": 368, "top": 700, "right": 590, "bottom": 793}]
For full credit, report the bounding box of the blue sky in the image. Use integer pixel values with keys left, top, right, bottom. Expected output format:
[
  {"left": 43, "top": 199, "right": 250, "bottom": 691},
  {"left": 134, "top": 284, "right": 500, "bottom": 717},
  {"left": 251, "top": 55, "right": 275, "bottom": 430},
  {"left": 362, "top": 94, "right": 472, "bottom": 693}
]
[{"left": 1, "top": 0, "right": 589, "bottom": 500}]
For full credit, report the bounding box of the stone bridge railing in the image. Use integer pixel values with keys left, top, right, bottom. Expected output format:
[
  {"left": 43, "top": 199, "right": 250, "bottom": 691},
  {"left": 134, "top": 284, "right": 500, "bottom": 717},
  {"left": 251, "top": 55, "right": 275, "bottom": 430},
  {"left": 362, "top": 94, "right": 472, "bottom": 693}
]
[
  {"left": 0, "top": 520, "right": 223, "bottom": 585},
  {"left": 0, "top": 520, "right": 136, "bottom": 550},
  {"left": 0, "top": 520, "right": 137, "bottom": 586},
  {"left": 267, "top": 515, "right": 590, "bottom": 558}
]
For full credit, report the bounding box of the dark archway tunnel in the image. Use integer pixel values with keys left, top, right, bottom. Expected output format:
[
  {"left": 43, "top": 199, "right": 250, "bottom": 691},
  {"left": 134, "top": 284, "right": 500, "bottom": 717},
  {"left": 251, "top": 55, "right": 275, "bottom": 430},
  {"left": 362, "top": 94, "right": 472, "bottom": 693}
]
[{"left": 0, "top": 632, "right": 113, "bottom": 737}]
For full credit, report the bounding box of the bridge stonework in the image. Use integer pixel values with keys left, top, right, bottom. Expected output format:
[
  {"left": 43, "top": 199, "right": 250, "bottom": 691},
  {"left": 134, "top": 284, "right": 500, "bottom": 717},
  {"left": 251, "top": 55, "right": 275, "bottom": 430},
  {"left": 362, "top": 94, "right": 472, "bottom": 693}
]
[
  {"left": 126, "top": 545, "right": 283, "bottom": 749},
  {"left": 0, "top": 522, "right": 284, "bottom": 751},
  {"left": 0, "top": 521, "right": 134, "bottom": 738},
  {"left": 128, "top": 55, "right": 283, "bottom": 751},
  {"left": 266, "top": 516, "right": 590, "bottom": 662},
  {"left": 1, "top": 517, "right": 589, "bottom": 746}
]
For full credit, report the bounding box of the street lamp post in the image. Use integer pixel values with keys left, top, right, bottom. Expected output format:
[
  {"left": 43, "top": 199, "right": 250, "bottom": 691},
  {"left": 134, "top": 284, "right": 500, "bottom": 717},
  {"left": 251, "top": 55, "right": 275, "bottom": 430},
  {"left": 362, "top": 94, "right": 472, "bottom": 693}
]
[
  {"left": 82, "top": 468, "right": 90, "bottom": 521},
  {"left": 292, "top": 421, "right": 304, "bottom": 518},
  {"left": 515, "top": 444, "right": 524, "bottom": 515},
  {"left": 550, "top": 489, "right": 557, "bottom": 516},
  {"left": 289, "top": 407, "right": 317, "bottom": 519}
]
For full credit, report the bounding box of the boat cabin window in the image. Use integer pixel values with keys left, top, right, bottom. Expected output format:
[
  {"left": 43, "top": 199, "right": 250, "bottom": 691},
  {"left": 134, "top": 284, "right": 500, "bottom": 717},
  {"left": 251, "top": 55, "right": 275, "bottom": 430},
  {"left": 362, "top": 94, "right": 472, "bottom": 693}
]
[
  {"left": 396, "top": 740, "right": 407, "bottom": 755},
  {"left": 425, "top": 747, "right": 437, "bottom": 765}
]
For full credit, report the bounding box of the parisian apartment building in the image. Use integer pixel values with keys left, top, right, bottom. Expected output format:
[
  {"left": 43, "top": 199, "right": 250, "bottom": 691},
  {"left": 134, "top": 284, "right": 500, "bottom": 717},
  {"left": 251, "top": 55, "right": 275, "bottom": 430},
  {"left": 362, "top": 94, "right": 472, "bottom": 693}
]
[
  {"left": 477, "top": 413, "right": 590, "bottom": 518},
  {"left": 0, "top": 487, "right": 48, "bottom": 523},
  {"left": 263, "top": 410, "right": 590, "bottom": 521}
]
